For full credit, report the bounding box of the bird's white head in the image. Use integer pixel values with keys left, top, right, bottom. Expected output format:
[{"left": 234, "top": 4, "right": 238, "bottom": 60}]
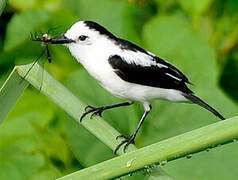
[
  {"left": 50, "top": 21, "right": 118, "bottom": 63},
  {"left": 67, "top": 21, "right": 115, "bottom": 45},
  {"left": 51, "top": 21, "right": 116, "bottom": 47}
]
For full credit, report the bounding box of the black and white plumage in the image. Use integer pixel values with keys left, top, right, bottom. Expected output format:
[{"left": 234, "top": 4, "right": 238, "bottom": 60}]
[{"left": 50, "top": 21, "right": 225, "bottom": 153}]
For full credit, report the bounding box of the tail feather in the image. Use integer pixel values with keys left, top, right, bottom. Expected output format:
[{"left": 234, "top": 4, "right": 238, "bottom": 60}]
[{"left": 184, "top": 94, "right": 225, "bottom": 120}]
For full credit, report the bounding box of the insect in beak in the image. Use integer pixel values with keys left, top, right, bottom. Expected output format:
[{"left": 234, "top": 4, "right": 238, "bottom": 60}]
[
  {"left": 31, "top": 32, "right": 52, "bottom": 63},
  {"left": 42, "top": 34, "right": 52, "bottom": 63}
]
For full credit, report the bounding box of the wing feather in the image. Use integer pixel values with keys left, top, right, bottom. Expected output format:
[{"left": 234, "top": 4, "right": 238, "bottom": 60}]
[
  {"left": 114, "top": 38, "right": 191, "bottom": 85},
  {"left": 108, "top": 54, "right": 192, "bottom": 94}
]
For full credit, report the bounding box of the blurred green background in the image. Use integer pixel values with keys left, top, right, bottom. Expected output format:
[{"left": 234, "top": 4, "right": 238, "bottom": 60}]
[{"left": 0, "top": 0, "right": 238, "bottom": 179}]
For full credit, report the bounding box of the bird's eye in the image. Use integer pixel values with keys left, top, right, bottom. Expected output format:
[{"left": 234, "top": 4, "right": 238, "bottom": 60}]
[{"left": 78, "top": 35, "right": 87, "bottom": 41}]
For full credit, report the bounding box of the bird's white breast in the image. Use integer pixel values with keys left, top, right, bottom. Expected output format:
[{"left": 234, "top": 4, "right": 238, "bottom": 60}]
[{"left": 67, "top": 41, "right": 130, "bottom": 98}]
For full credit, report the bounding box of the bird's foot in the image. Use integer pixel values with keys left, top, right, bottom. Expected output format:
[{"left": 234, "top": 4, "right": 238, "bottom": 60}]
[
  {"left": 114, "top": 134, "right": 135, "bottom": 154},
  {"left": 80, "top": 105, "right": 104, "bottom": 122}
]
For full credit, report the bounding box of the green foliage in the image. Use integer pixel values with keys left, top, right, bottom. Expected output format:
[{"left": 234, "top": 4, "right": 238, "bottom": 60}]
[
  {"left": 0, "top": 0, "right": 7, "bottom": 15},
  {"left": 0, "top": 0, "right": 238, "bottom": 179},
  {"left": 4, "top": 10, "right": 49, "bottom": 51},
  {"left": 177, "top": 0, "right": 213, "bottom": 20}
]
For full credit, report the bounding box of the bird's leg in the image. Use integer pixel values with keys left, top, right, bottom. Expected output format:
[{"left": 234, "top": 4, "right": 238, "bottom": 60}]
[
  {"left": 80, "top": 101, "right": 133, "bottom": 122},
  {"left": 114, "top": 103, "right": 152, "bottom": 154}
]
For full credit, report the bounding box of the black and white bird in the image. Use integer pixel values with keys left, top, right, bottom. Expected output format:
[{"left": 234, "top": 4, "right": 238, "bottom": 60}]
[{"left": 49, "top": 21, "right": 225, "bottom": 153}]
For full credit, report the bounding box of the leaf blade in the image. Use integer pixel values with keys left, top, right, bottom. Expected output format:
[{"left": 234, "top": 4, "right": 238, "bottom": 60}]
[{"left": 0, "top": 68, "right": 29, "bottom": 124}]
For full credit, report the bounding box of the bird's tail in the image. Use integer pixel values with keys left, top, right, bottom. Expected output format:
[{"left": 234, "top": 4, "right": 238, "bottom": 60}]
[{"left": 184, "top": 93, "right": 225, "bottom": 120}]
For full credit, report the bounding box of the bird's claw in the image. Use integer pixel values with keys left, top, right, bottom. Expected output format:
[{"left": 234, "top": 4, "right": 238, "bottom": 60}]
[
  {"left": 80, "top": 105, "right": 104, "bottom": 122},
  {"left": 90, "top": 109, "right": 103, "bottom": 119},
  {"left": 114, "top": 135, "right": 135, "bottom": 154},
  {"left": 116, "top": 134, "right": 128, "bottom": 140},
  {"left": 84, "top": 105, "right": 94, "bottom": 111}
]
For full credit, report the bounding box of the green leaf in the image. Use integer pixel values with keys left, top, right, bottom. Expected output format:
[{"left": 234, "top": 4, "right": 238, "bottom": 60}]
[
  {"left": 0, "top": 0, "right": 7, "bottom": 16},
  {"left": 8, "top": 0, "right": 36, "bottom": 11},
  {"left": 177, "top": 0, "right": 213, "bottom": 19},
  {"left": 31, "top": 169, "right": 59, "bottom": 180},
  {"left": 220, "top": 53, "right": 238, "bottom": 102},
  {"left": 38, "top": 0, "right": 63, "bottom": 12},
  {"left": 4, "top": 10, "right": 49, "bottom": 51},
  {"left": 0, "top": 154, "right": 44, "bottom": 180},
  {"left": 8, "top": 0, "right": 63, "bottom": 12},
  {"left": 6, "top": 89, "right": 55, "bottom": 127},
  {"left": 66, "top": 117, "right": 115, "bottom": 167},
  {"left": 0, "top": 69, "right": 28, "bottom": 124},
  {"left": 143, "top": 14, "right": 238, "bottom": 179}
]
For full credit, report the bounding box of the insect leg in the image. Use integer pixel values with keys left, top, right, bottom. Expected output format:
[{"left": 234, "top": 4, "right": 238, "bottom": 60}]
[
  {"left": 21, "top": 49, "right": 46, "bottom": 83},
  {"left": 46, "top": 45, "right": 51, "bottom": 63}
]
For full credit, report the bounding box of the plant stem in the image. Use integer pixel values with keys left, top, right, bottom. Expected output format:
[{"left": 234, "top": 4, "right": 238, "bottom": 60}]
[
  {"left": 0, "top": 68, "right": 29, "bottom": 124},
  {"left": 57, "top": 115, "right": 238, "bottom": 179}
]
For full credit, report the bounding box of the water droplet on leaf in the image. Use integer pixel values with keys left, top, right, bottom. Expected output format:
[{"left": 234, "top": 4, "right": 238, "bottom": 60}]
[
  {"left": 186, "top": 154, "right": 192, "bottom": 159},
  {"left": 126, "top": 157, "right": 136, "bottom": 168},
  {"left": 206, "top": 148, "right": 210, "bottom": 152},
  {"left": 160, "top": 160, "right": 167, "bottom": 166}
]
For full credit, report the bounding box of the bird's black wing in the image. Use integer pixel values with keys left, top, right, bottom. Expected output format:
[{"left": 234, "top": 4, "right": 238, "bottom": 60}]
[
  {"left": 108, "top": 54, "right": 193, "bottom": 94},
  {"left": 115, "top": 38, "right": 191, "bottom": 84}
]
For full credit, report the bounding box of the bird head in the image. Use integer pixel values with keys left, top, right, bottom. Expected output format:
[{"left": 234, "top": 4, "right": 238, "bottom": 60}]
[{"left": 50, "top": 21, "right": 116, "bottom": 47}]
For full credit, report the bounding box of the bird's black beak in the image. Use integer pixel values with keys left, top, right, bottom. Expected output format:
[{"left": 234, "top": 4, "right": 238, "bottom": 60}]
[{"left": 50, "top": 35, "right": 75, "bottom": 44}]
